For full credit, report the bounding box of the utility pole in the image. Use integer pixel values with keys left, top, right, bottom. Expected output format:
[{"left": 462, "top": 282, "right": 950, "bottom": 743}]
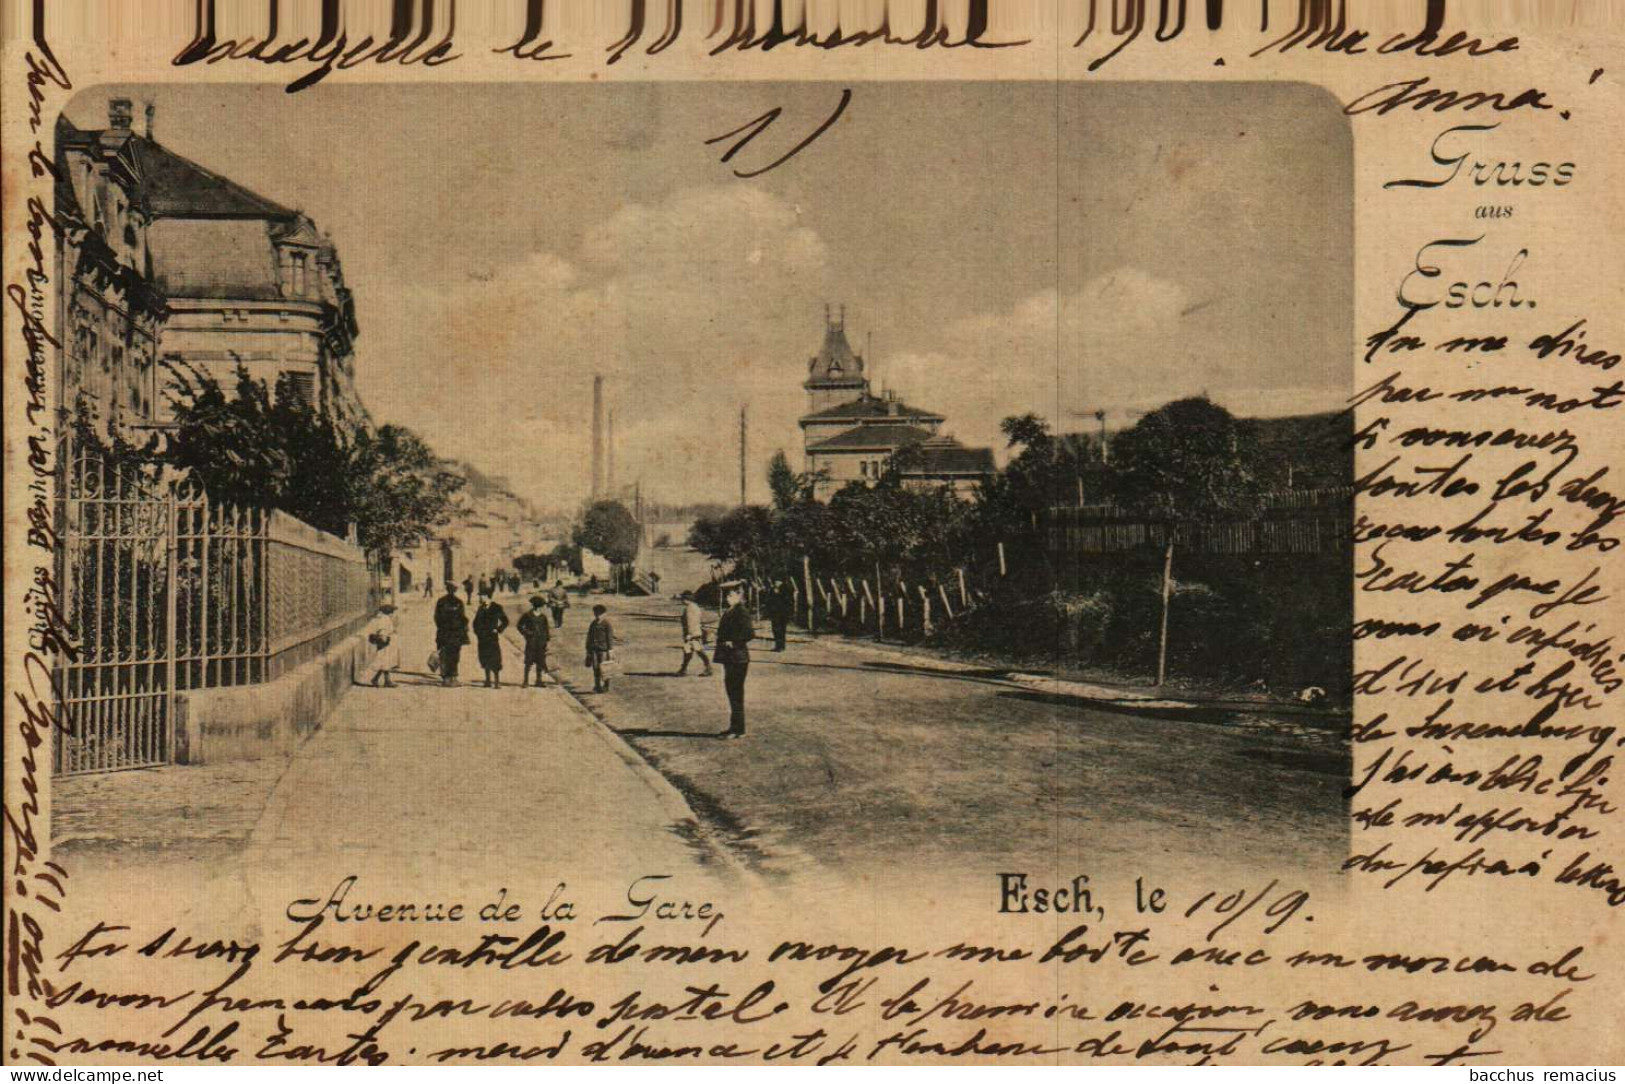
[
  {"left": 739, "top": 404, "right": 748, "bottom": 507},
  {"left": 591, "top": 375, "right": 605, "bottom": 500}
]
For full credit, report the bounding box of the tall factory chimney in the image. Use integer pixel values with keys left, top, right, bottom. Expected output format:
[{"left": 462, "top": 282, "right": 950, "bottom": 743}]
[
  {"left": 607, "top": 408, "right": 617, "bottom": 496},
  {"left": 591, "top": 375, "right": 605, "bottom": 500}
]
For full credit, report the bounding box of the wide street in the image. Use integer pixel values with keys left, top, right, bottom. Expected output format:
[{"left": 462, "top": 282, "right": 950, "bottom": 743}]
[
  {"left": 551, "top": 592, "right": 1350, "bottom": 895},
  {"left": 56, "top": 587, "right": 1350, "bottom": 913}
]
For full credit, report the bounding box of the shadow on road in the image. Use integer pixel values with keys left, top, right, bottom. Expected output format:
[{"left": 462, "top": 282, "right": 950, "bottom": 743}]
[
  {"left": 997, "top": 689, "right": 1350, "bottom": 735},
  {"left": 756, "top": 655, "right": 1018, "bottom": 691},
  {"left": 1237, "top": 747, "right": 1349, "bottom": 777},
  {"left": 619, "top": 727, "right": 724, "bottom": 739}
]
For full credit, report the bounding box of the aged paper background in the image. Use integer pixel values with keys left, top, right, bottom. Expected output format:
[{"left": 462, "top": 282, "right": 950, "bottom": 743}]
[{"left": 4, "top": 0, "right": 1623, "bottom": 1067}]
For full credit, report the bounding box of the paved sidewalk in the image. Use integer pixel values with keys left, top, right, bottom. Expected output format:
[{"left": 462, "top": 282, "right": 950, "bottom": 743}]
[
  {"left": 54, "top": 597, "right": 746, "bottom": 911},
  {"left": 243, "top": 597, "right": 745, "bottom": 893}
]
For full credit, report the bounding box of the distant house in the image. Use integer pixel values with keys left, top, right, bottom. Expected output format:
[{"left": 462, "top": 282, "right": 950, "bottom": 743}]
[
  {"left": 897, "top": 434, "right": 998, "bottom": 499},
  {"left": 797, "top": 307, "right": 993, "bottom": 498}
]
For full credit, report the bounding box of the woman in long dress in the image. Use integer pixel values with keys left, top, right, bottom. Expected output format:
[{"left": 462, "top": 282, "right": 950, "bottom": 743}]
[{"left": 365, "top": 604, "right": 401, "bottom": 687}]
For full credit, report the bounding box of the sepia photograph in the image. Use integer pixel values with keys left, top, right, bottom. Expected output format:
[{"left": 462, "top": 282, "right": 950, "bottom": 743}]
[
  {"left": 50, "top": 80, "right": 1354, "bottom": 915},
  {"left": 11, "top": 0, "right": 1625, "bottom": 1068}
]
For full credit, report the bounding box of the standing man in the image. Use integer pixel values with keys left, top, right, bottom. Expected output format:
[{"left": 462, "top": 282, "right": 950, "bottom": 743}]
[
  {"left": 584, "top": 604, "right": 616, "bottom": 693},
  {"left": 473, "top": 595, "right": 509, "bottom": 688},
  {"left": 462, "top": 575, "right": 475, "bottom": 604},
  {"left": 714, "top": 581, "right": 754, "bottom": 738},
  {"left": 423, "top": 575, "right": 434, "bottom": 599},
  {"left": 434, "top": 582, "right": 469, "bottom": 686},
  {"left": 765, "top": 577, "right": 794, "bottom": 652},
  {"left": 517, "top": 595, "right": 553, "bottom": 687},
  {"left": 676, "top": 591, "right": 713, "bottom": 677},
  {"left": 548, "top": 580, "right": 571, "bottom": 628}
]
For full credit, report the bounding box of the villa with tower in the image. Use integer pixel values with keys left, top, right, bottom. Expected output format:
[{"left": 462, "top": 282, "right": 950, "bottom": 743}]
[{"left": 799, "top": 307, "right": 995, "bottom": 499}]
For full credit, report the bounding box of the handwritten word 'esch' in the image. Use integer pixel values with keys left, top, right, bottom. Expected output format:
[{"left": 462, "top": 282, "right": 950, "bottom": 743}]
[{"left": 164, "top": 0, "right": 1522, "bottom": 90}]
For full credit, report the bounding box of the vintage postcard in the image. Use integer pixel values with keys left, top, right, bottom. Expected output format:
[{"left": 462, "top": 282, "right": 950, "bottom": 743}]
[{"left": 3, "top": 0, "right": 1622, "bottom": 1068}]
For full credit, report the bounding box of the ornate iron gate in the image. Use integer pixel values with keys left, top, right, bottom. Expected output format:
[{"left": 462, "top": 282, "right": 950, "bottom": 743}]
[
  {"left": 54, "top": 452, "right": 176, "bottom": 774},
  {"left": 53, "top": 450, "right": 374, "bottom": 776}
]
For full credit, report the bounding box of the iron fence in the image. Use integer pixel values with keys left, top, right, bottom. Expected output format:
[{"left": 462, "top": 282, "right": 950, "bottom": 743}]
[{"left": 54, "top": 451, "right": 377, "bottom": 775}]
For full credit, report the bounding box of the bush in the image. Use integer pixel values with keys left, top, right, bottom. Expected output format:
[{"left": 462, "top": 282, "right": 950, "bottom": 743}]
[{"left": 932, "top": 558, "right": 1349, "bottom": 696}]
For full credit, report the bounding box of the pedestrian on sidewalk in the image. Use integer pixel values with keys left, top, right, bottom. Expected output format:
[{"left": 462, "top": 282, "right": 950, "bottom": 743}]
[
  {"left": 548, "top": 580, "right": 571, "bottom": 628},
  {"left": 585, "top": 604, "right": 616, "bottom": 693},
  {"left": 676, "top": 591, "right": 713, "bottom": 677},
  {"left": 434, "top": 582, "right": 469, "bottom": 686},
  {"left": 364, "top": 604, "right": 400, "bottom": 687},
  {"left": 518, "top": 595, "right": 553, "bottom": 687},
  {"left": 422, "top": 576, "right": 433, "bottom": 598},
  {"left": 462, "top": 575, "right": 474, "bottom": 604},
  {"left": 766, "top": 577, "right": 794, "bottom": 652},
  {"left": 714, "top": 581, "right": 754, "bottom": 738},
  {"left": 474, "top": 596, "right": 510, "bottom": 688}
]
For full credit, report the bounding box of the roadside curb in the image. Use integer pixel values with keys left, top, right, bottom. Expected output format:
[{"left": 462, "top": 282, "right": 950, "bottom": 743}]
[
  {"left": 815, "top": 633, "right": 1349, "bottom": 720},
  {"left": 496, "top": 626, "right": 761, "bottom": 888}
]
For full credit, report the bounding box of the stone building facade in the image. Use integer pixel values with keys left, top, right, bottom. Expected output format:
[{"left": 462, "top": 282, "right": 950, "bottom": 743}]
[
  {"left": 60, "top": 98, "right": 367, "bottom": 442},
  {"left": 54, "top": 103, "right": 169, "bottom": 440}
]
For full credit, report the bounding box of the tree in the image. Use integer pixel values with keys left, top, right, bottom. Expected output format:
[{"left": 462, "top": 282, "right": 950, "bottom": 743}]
[
  {"left": 549, "top": 542, "right": 583, "bottom": 575},
  {"left": 163, "top": 362, "right": 464, "bottom": 561},
  {"left": 688, "top": 504, "right": 776, "bottom": 569},
  {"left": 1108, "top": 396, "right": 1263, "bottom": 514},
  {"left": 573, "top": 500, "right": 641, "bottom": 564},
  {"left": 164, "top": 362, "right": 350, "bottom": 534},
  {"left": 766, "top": 449, "right": 827, "bottom": 512},
  {"left": 347, "top": 424, "right": 465, "bottom": 561}
]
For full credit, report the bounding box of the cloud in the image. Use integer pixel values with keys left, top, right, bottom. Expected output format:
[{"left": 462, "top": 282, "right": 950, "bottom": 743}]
[
  {"left": 357, "top": 184, "right": 833, "bottom": 509},
  {"left": 881, "top": 266, "right": 1336, "bottom": 454}
]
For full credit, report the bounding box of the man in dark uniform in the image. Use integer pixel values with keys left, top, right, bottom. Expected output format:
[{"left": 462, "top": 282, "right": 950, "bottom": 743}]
[
  {"left": 714, "top": 581, "right": 755, "bottom": 738},
  {"left": 765, "top": 577, "right": 794, "bottom": 652},
  {"left": 433, "top": 582, "right": 469, "bottom": 686}
]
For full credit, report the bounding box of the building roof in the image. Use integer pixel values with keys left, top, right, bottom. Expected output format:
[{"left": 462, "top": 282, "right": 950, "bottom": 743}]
[
  {"left": 901, "top": 442, "right": 997, "bottom": 476},
  {"left": 804, "top": 314, "right": 867, "bottom": 388},
  {"left": 801, "top": 393, "right": 945, "bottom": 425},
  {"left": 807, "top": 424, "right": 937, "bottom": 452},
  {"left": 148, "top": 218, "right": 284, "bottom": 299},
  {"left": 128, "top": 136, "right": 299, "bottom": 219}
]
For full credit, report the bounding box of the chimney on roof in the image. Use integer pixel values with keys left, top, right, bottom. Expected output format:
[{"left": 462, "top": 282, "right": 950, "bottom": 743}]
[
  {"left": 108, "top": 98, "right": 133, "bottom": 130},
  {"left": 144, "top": 102, "right": 156, "bottom": 140}
]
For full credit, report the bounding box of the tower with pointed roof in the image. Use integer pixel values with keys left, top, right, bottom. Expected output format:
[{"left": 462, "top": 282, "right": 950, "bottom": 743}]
[
  {"left": 803, "top": 304, "right": 870, "bottom": 416},
  {"left": 797, "top": 306, "right": 992, "bottom": 498}
]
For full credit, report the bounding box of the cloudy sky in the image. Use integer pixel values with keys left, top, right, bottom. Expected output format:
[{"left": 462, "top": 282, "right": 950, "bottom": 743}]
[{"left": 69, "top": 82, "right": 1350, "bottom": 511}]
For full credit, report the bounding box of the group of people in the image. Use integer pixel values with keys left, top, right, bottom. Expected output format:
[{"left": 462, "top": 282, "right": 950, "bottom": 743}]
[
  {"left": 432, "top": 580, "right": 575, "bottom": 688},
  {"left": 419, "top": 570, "right": 540, "bottom": 601},
  {"left": 366, "top": 576, "right": 762, "bottom": 738}
]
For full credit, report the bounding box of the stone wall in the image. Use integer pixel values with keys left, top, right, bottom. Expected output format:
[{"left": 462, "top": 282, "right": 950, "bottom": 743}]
[{"left": 172, "top": 628, "right": 374, "bottom": 765}]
